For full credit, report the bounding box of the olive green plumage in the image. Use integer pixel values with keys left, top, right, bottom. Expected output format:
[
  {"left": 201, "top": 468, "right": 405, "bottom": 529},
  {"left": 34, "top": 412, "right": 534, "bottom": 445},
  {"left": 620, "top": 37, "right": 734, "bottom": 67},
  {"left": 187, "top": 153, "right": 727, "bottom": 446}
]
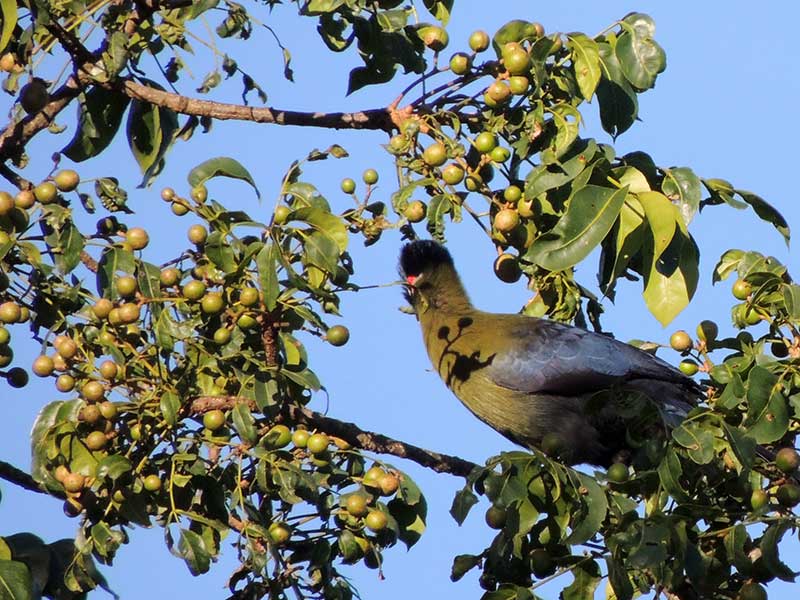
[{"left": 400, "top": 240, "right": 700, "bottom": 466}]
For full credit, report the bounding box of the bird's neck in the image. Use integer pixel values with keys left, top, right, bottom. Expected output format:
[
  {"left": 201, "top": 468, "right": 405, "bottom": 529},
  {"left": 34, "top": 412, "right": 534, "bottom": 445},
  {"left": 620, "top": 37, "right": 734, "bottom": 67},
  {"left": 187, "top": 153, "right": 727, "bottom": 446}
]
[{"left": 423, "top": 267, "right": 472, "bottom": 314}]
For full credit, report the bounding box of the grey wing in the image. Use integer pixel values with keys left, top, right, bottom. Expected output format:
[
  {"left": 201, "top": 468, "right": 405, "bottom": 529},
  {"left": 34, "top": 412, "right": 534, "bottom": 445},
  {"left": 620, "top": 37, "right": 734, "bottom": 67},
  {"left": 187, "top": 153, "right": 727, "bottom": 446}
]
[{"left": 486, "top": 318, "right": 699, "bottom": 399}]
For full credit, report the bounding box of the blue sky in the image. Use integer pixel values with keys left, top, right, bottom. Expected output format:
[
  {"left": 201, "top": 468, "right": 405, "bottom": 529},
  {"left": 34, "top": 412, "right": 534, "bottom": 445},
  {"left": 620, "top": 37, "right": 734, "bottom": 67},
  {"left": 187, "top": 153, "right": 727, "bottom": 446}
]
[{"left": 1, "top": 1, "right": 799, "bottom": 598}]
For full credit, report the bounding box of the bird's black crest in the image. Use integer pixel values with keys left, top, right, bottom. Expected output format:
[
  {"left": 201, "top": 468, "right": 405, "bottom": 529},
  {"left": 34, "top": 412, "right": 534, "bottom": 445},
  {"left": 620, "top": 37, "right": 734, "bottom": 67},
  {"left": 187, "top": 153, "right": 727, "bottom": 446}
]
[{"left": 399, "top": 240, "right": 453, "bottom": 278}]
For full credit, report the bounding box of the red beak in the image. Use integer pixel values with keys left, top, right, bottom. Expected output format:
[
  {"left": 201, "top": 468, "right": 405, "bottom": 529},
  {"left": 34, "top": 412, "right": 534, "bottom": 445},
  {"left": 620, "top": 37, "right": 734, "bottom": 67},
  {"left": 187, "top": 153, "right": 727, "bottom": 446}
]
[{"left": 406, "top": 275, "right": 417, "bottom": 285}]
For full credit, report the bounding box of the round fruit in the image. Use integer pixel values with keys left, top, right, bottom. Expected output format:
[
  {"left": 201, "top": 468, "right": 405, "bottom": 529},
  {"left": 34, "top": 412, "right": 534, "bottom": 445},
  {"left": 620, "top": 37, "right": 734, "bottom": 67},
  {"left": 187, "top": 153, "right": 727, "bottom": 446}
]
[
  {"left": 503, "top": 185, "right": 522, "bottom": 203},
  {"left": 417, "top": 25, "right": 448, "bottom": 51},
  {"left": 326, "top": 325, "right": 350, "bottom": 347},
  {"left": 493, "top": 208, "right": 520, "bottom": 233},
  {"left": 696, "top": 320, "right": 719, "bottom": 342},
  {"left": 363, "top": 466, "right": 385, "bottom": 488},
  {"left": 741, "top": 306, "right": 762, "bottom": 326},
  {"left": 239, "top": 287, "right": 260, "bottom": 307},
  {"left": 509, "top": 75, "right": 530, "bottom": 94},
  {"left": 264, "top": 424, "right": 292, "bottom": 449},
  {"left": 125, "top": 227, "right": 149, "bottom": 250},
  {"left": 449, "top": 52, "right": 471, "bottom": 75},
  {"left": 504, "top": 47, "right": 531, "bottom": 75},
  {"left": 738, "top": 582, "right": 767, "bottom": 600},
  {"left": 86, "top": 431, "right": 107, "bottom": 451},
  {"left": 345, "top": 493, "right": 369, "bottom": 517},
  {"left": 54, "top": 170, "right": 80, "bottom": 192},
  {"left": 116, "top": 275, "right": 137, "bottom": 298},
  {"left": 0, "top": 192, "right": 13, "bottom": 216},
  {"left": 190, "top": 185, "right": 208, "bottom": 203},
  {"left": 161, "top": 187, "right": 175, "bottom": 201},
  {"left": 775, "top": 447, "right": 800, "bottom": 473},
  {"left": 237, "top": 314, "right": 257, "bottom": 330},
  {"left": 679, "top": 360, "right": 699, "bottom": 376},
  {"left": 530, "top": 549, "right": 556, "bottom": 578},
  {"left": 669, "top": 330, "right": 692, "bottom": 352},
  {"left": 485, "top": 505, "right": 506, "bottom": 529},
  {"left": 14, "top": 190, "right": 35, "bottom": 209},
  {"left": 486, "top": 80, "right": 511, "bottom": 103},
  {"left": 201, "top": 292, "right": 224, "bottom": 314},
  {"left": 203, "top": 410, "right": 226, "bottom": 431},
  {"left": 98, "top": 360, "right": 118, "bottom": 380},
  {"left": 362, "top": 169, "right": 379, "bottom": 185},
  {"left": 56, "top": 374, "right": 75, "bottom": 392},
  {"left": 0, "top": 325, "right": 8, "bottom": 345},
  {"left": 32, "top": 355, "right": 54, "bottom": 377},
  {"left": 771, "top": 341, "right": 789, "bottom": 358},
  {"left": 607, "top": 462, "right": 629, "bottom": 483},
  {"left": 422, "top": 142, "right": 447, "bottom": 167},
  {"left": 81, "top": 380, "right": 105, "bottom": 402},
  {"left": 378, "top": 473, "right": 400, "bottom": 496},
  {"left": 7, "top": 367, "right": 28, "bottom": 388},
  {"left": 171, "top": 201, "right": 189, "bottom": 216},
  {"left": 143, "top": 474, "right": 162, "bottom": 492},
  {"left": 442, "top": 163, "right": 465, "bottom": 185},
  {"left": 0, "top": 345, "right": 12, "bottom": 367},
  {"left": 63, "top": 472, "right": 85, "bottom": 494},
  {"left": 307, "top": 432, "right": 330, "bottom": 455},
  {"left": 365, "top": 510, "right": 388, "bottom": 532},
  {"left": 188, "top": 224, "right": 208, "bottom": 245},
  {"left": 0, "top": 53, "right": 15, "bottom": 72},
  {"left": 91, "top": 299, "right": 113, "bottom": 320},
  {"left": 292, "top": 429, "right": 310, "bottom": 448},
  {"left": 0, "top": 301, "right": 21, "bottom": 324},
  {"left": 273, "top": 204, "right": 291, "bottom": 225},
  {"left": 490, "top": 146, "right": 510, "bottom": 163},
  {"left": 750, "top": 489, "right": 769, "bottom": 511},
  {"left": 469, "top": 30, "right": 490, "bottom": 52},
  {"left": 474, "top": 132, "right": 497, "bottom": 153},
  {"left": 118, "top": 303, "right": 140, "bottom": 324},
  {"left": 19, "top": 80, "right": 49, "bottom": 114},
  {"left": 34, "top": 181, "right": 58, "bottom": 204},
  {"left": 182, "top": 280, "right": 206, "bottom": 301},
  {"left": 54, "top": 465, "right": 69, "bottom": 482},
  {"left": 777, "top": 482, "right": 800, "bottom": 507},
  {"left": 388, "top": 134, "right": 407, "bottom": 153},
  {"left": 159, "top": 268, "right": 180, "bottom": 287},
  {"left": 341, "top": 178, "right": 356, "bottom": 194},
  {"left": 493, "top": 253, "right": 522, "bottom": 284},
  {"left": 268, "top": 522, "right": 291, "bottom": 545},
  {"left": 99, "top": 401, "right": 118, "bottom": 420},
  {"left": 213, "top": 327, "right": 231, "bottom": 345},
  {"left": 732, "top": 279, "right": 751, "bottom": 300},
  {"left": 404, "top": 200, "right": 427, "bottom": 223}
]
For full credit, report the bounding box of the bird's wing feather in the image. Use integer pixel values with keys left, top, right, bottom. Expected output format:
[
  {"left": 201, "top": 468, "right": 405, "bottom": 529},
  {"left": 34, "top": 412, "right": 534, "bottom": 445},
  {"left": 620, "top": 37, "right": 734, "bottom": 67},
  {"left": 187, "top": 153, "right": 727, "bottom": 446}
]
[{"left": 486, "top": 318, "right": 697, "bottom": 398}]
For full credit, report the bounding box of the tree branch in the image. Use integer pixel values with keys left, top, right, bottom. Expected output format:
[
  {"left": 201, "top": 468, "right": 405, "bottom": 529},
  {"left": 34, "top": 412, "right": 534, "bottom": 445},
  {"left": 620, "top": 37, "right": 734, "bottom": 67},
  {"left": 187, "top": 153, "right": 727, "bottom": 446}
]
[
  {"left": 191, "top": 396, "right": 478, "bottom": 478},
  {"left": 0, "top": 459, "right": 46, "bottom": 494}
]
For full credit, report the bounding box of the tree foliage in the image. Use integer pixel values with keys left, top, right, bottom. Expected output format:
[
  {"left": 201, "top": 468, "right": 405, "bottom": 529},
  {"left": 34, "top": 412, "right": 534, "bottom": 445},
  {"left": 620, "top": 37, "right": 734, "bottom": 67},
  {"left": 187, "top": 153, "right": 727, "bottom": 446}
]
[{"left": 0, "top": 1, "right": 797, "bottom": 599}]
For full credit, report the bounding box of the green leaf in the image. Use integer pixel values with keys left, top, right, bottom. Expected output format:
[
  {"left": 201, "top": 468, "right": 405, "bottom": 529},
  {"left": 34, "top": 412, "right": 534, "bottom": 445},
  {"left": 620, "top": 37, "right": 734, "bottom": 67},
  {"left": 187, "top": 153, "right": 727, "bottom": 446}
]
[
  {"left": 62, "top": 87, "right": 131, "bottom": 162},
  {"left": 97, "top": 246, "right": 135, "bottom": 297},
  {"left": 422, "top": 0, "right": 453, "bottom": 25},
  {"left": 160, "top": 391, "right": 181, "bottom": 427},
  {"left": 231, "top": 402, "right": 258, "bottom": 445},
  {"left": 524, "top": 139, "right": 597, "bottom": 198},
  {"left": 615, "top": 13, "right": 666, "bottom": 90},
  {"left": 187, "top": 157, "right": 260, "bottom": 199},
  {"left": 671, "top": 421, "right": 715, "bottom": 464},
  {"left": 450, "top": 486, "right": 478, "bottom": 525},
  {"left": 724, "top": 524, "right": 754, "bottom": 576},
  {"left": 96, "top": 455, "right": 133, "bottom": 483},
  {"left": 565, "top": 472, "right": 607, "bottom": 545},
  {"left": 745, "top": 367, "right": 788, "bottom": 443},
  {"left": 545, "top": 104, "right": 581, "bottom": 160},
  {"left": 302, "top": 230, "right": 339, "bottom": 274},
  {"left": 290, "top": 207, "right": 348, "bottom": 252},
  {"left": 657, "top": 447, "right": 690, "bottom": 502},
  {"left": 256, "top": 242, "right": 280, "bottom": 311},
  {"left": 176, "top": 529, "right": 211, "bottom": 576},
  {"left": 567, "top": 33, "right": 601, "bottom": 100},
  {"left": 125, "top": 91, "right": 179, "bottom": 187},
  {"left": 713, "top": 249, "right": 745, "bottom": 283},
  {"left": 735, "top": 189, "right": 790, "bottom": 245},
  {"left": 562, "top": 559, "right": 601, "bottom": 600},
  {"left": 0, "top": 559, "right": 33, "bottom": 600},
  {"left": 596, "top": 42, "right": 638, "bottom": 138},
  {"left": 760, "top": 521, "right": 798, "bottom": 581},
  {"left": 783, "top": 283, "right": 800, "bottom": 319},
  {"left": 450, "top": 554, "right": 482, "bottom": 582},
  {"left": 606, "top": 556, "right": 634, "bottom": 600},
  {"left": 525, "top": 184, "right": 628, "bottom": 271},
  {"left": 0, "top": 0, "right": 17, "bottom": 54},
  {"left": 662, "top": 167, "right": 701, "bottom": 225}
]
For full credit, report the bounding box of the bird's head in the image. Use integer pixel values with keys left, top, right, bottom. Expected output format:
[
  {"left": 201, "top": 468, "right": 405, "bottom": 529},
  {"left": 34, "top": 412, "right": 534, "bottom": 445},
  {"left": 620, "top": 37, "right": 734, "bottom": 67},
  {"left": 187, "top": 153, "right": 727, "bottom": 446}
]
[{"left": 399, "top": 240, "right": 469, "bottom": 313}]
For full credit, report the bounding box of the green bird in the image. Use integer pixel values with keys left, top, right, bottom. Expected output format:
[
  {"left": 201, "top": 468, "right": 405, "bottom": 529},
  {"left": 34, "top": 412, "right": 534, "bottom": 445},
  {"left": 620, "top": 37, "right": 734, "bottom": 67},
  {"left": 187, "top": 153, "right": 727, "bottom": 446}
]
[{"left": 399, "top": 240, "right": 701, "bottom": 466}]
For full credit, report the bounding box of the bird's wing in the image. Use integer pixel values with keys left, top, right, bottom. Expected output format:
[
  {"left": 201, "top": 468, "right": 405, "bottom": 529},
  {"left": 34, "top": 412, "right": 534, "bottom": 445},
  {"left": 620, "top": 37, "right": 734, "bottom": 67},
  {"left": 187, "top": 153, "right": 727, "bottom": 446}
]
[{"left": 486, "top": 318, "right": 698, "bottom": 398}]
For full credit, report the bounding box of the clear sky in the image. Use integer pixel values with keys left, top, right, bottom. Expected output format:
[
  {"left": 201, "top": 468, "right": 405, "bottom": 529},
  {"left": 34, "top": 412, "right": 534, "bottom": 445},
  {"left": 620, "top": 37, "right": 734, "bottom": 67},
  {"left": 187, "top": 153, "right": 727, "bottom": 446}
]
[{"left": 1, "top": 1, "right": 799, "bottom": 599}]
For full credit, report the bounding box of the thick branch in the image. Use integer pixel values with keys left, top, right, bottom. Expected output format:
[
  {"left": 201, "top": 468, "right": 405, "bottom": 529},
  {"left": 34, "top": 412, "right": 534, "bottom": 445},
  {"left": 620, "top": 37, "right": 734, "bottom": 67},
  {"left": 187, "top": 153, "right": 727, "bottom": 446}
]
[
  {"left": 191, "top": 396, "right": 478, "bottom": 478},
  {"left": 0, "top": 460, "right": 46, "bottom": 494}
]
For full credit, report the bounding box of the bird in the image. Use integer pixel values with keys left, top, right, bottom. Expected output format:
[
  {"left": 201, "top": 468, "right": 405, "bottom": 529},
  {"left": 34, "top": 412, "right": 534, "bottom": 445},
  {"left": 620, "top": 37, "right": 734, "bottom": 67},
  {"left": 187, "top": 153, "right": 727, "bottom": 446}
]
[{"left": 399, "top": 239, "right": 702, "bottom": 467}]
